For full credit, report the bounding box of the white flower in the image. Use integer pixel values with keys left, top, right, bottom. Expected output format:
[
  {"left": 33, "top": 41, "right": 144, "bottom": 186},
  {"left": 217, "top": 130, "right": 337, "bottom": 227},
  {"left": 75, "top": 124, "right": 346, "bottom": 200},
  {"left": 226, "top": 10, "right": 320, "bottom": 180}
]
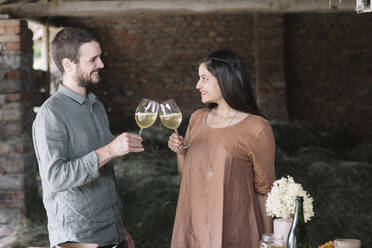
[{"left": 266, "top": 175, "right": 314, "bottom": 223}]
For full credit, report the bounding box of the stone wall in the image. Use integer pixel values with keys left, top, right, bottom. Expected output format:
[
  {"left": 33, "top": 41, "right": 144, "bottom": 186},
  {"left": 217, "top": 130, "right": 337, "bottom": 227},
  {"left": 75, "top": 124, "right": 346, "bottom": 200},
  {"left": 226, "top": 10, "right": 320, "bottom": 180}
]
[{"left": 0, "top": 19, "right": 35, "bottom": 247}]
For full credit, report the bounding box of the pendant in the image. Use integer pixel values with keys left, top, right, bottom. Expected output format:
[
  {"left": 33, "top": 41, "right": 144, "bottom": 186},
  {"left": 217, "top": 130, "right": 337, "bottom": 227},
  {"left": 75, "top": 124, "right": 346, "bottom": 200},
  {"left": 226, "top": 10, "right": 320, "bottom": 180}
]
[{"left": 205, "top": 169, "right": 214, "bottom": 179}]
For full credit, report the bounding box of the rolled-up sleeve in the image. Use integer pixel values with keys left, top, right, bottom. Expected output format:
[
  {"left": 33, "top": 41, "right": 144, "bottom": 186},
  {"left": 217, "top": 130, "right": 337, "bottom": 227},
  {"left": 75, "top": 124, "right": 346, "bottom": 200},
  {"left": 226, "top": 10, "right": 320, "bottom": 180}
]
[
  {"left": 250, "top": 124, "right": 276, "bottom": 195},
  {"left": 33, "top": 107, "right": 99, "bottom": 192}
]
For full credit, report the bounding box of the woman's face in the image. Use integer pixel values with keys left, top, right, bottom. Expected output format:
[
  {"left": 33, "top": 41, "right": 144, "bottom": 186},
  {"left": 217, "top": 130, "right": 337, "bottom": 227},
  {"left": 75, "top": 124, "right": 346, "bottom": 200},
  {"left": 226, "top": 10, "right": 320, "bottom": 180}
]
[{"left": 196, "top": 63, "right": 223, "bottom": 104}]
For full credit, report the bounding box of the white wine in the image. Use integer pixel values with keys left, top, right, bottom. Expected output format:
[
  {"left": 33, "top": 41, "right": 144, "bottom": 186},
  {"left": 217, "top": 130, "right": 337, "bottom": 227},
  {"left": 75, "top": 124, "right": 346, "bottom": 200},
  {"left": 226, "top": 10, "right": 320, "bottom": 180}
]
[
  {"left": 135, "top": 112, "right": 158, "bottom": 129},
  {"left": 160, "top": 113, "right": 182, "bottom": 130}
]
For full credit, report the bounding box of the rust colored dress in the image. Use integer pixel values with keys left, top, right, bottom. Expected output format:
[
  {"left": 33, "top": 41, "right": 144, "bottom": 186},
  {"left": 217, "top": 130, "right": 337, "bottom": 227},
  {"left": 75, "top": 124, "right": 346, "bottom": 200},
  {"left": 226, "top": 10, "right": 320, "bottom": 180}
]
[{"left": 171, "top": 109, "right": 276, "bottom": 248}]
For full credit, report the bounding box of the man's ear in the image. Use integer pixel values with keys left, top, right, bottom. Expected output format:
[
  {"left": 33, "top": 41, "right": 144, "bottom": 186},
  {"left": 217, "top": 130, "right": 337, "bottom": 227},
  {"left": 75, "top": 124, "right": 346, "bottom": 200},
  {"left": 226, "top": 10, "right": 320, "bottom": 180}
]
[{"left": 62, "top": 58, "right": 76, "bottom": 73}]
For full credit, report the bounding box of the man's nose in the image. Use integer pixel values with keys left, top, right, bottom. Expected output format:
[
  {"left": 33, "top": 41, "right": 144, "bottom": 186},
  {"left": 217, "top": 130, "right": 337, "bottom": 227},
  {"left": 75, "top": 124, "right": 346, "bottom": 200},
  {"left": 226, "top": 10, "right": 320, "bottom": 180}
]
[{"left": 97, "top": 57, "right": 104, "bottom": 69}]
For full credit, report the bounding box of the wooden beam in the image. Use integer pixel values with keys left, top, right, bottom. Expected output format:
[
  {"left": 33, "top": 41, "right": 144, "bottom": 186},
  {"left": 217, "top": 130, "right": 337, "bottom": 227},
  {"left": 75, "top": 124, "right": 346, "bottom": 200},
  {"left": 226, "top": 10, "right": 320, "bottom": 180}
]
[{"left": 0, "top": 0, "right": 357, "bottom": 17}]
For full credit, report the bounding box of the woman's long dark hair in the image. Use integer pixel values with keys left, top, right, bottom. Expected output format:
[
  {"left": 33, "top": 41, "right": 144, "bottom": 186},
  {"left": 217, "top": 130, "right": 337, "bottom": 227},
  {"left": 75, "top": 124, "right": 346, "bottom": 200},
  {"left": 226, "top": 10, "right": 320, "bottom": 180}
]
[{"left": 199, "top": 49, "right": 261, "bottom": 116}]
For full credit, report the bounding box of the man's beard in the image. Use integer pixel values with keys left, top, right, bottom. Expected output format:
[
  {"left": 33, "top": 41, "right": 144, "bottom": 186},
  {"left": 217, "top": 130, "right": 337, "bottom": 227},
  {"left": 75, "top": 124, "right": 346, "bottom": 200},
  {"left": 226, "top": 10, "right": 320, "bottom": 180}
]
[{"left": 76, "top": 66, "right": 101, "bottom": 87}]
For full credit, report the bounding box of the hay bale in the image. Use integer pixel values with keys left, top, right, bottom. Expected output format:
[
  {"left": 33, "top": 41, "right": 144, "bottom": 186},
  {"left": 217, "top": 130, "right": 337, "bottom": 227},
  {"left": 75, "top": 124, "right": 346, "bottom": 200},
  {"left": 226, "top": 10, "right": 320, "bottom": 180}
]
[{"left": 15, "top": 120, "right": 372, "bottom": 248}]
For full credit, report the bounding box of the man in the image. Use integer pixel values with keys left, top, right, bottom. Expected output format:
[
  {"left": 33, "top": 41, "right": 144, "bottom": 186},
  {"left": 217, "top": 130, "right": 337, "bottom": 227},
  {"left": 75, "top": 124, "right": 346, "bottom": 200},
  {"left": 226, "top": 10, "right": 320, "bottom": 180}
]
[{"left": 32, "top": 27, "right": 143, "bottom": 248}]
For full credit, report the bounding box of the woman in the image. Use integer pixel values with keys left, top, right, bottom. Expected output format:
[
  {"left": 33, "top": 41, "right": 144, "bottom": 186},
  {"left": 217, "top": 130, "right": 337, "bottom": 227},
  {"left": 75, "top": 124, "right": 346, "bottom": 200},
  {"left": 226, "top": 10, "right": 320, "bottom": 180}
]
[{"left": 168, "top": 49, "right": 276, "bottom": 248}]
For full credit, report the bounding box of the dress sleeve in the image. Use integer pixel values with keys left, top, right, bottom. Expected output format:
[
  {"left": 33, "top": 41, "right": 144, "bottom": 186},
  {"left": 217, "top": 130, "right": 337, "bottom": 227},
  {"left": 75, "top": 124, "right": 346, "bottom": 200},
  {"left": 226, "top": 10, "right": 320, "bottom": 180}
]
[
  {"left": 184, "top": 109, "right": 201, "bottom": 145},
  {"left": 178, "top": 110, "right": 202, "bottom": 175},
  {"left": 250, "top": 123, "right": 276, "bottom": 195}
]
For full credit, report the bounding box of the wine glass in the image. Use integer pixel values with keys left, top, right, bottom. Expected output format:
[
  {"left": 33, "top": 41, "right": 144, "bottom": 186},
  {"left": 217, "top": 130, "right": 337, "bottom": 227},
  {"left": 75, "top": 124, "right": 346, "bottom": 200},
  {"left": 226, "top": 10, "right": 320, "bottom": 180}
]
[
  {"left": 159, "top": 99, "right": 189, "bottom": 149},
  {"left": 135, "top": 98, "right": 159, "bottom": 136}
]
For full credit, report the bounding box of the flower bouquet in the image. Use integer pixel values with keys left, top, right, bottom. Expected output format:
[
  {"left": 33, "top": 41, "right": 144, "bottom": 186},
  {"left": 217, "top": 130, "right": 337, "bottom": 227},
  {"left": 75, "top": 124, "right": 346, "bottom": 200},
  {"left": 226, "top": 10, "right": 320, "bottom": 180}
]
[
  {"left": 266, "top": 176, "right": 314, "bottom": 242},
  {"left": 266, "top": 175, "right": 314, "bottom": 222}
]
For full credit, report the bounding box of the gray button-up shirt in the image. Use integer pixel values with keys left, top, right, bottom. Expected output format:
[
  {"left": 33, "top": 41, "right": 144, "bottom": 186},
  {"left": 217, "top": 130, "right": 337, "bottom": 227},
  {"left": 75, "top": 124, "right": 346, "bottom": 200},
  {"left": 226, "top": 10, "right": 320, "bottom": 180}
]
[{"left": 32, "top": 84, "right": 124, "bottom": 247}]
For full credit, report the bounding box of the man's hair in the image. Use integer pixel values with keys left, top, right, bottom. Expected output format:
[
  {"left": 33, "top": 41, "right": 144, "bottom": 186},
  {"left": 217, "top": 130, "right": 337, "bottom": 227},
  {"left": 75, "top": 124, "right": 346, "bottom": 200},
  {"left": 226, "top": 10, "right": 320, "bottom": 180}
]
[{"left": 51, "top": 27, "right": 97, "bottom": 73}]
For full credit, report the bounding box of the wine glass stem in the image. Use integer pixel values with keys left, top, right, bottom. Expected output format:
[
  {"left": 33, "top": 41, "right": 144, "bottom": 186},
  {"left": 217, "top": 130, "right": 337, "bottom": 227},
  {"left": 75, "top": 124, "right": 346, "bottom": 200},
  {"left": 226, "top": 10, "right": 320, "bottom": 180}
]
[
  {"left": 139, "top": 128, "right": 143, "bottom": 136},
  {"left": 174, "top": 129, "right": 179, "bottom": 134}
]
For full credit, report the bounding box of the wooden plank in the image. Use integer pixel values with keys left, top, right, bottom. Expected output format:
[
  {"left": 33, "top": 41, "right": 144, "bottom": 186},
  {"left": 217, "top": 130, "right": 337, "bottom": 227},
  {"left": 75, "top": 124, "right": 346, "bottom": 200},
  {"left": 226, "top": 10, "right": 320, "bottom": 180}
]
[{"left": 0, "top": 0, "right": 357, "bottom": 17}]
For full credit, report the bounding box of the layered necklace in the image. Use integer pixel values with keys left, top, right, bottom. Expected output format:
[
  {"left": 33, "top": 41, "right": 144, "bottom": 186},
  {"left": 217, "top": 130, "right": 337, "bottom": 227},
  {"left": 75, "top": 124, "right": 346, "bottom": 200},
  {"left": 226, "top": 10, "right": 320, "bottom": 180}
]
[{"left": 205, "top": 109, "right": 239, "bottom": 179}]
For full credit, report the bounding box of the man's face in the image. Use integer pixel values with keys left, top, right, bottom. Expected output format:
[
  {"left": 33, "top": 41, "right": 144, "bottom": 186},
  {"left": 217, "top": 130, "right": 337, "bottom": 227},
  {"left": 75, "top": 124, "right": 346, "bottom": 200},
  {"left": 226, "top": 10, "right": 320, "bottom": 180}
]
[{"left": 74, "top": 41, "right": 104, "bottom": 87}]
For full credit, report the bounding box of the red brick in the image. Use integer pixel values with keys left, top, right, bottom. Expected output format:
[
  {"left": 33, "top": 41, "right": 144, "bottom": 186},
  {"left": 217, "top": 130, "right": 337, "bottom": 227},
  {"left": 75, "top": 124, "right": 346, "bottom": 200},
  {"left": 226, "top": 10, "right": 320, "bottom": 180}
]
[
  {"left": 0, "top": 200, "right": 24, "bottom": 208},
  {"left": 6, "top": 93, "right": 22, "bottom": 102},
  {"left": 0, "top": 192, "right": 25, "bottom": 200},
  {"left": 1, "top": 121, "right": 23, "bottom": 138},
  {"left": 5, "top": 42, "right": 20, "bottom": 50},
  {"left": 7, "top": 71, "right": 20, "bottom": 79},
  {"left": 0, "top": 229, "right": 16, "bottom": 237},
  {"left": 0, "top": 34, "right": 19, "bottom": 42},
  {"left": 5, "top": 26, "right": 20, "bottom": 34},
  {"left": 0, "top": 19, "right": 20, "bottom": 27},
  {"left": 14, "top": 144, "right": 24, "bottom": 153}
]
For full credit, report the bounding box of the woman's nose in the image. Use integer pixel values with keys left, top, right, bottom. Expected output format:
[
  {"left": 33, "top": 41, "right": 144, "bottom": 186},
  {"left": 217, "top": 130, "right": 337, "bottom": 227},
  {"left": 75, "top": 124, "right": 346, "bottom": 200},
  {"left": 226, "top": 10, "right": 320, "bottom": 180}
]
[{"left": 196, "top": 80, "right": 202, "bottom": 89}]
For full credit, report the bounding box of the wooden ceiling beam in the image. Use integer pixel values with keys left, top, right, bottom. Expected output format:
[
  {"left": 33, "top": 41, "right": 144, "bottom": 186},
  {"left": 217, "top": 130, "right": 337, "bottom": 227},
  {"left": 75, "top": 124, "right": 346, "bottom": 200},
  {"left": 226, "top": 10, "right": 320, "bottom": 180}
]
[{"left": 0, "top": 0, "right": 357, "bottom": 18}]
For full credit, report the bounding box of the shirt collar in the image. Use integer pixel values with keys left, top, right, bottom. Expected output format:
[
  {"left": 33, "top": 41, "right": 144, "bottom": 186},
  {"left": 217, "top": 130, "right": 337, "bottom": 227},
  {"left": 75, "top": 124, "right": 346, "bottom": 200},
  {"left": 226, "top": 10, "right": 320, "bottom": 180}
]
[{"left": 58, "top": 83, "right": 97, "bottom": 105}]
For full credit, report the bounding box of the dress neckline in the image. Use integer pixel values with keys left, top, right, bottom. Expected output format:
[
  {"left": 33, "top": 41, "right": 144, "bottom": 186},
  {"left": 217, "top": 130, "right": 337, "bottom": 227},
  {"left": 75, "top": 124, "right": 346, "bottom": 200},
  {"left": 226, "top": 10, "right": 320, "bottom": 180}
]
[{"left": 203, "top": 109, "right": 252, "bottom": 129}]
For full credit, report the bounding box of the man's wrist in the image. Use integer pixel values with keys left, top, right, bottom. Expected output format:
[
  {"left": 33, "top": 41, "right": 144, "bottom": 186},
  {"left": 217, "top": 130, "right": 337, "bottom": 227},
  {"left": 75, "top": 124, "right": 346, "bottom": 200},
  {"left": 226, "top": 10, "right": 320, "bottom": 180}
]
[
  {"left": 106, "top": 142, "right": 116, "bottom": 159},
  {"left": 96, "top": 143, "right": 115, "bottom": 168}
]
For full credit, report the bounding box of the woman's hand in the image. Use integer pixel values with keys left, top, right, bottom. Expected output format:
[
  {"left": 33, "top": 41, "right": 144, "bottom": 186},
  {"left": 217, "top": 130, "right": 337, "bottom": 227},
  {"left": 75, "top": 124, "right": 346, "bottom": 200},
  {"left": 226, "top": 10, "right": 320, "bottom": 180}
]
[
  {"left": 168, "top": 133, "right": 185, "bottom": 153},
  {"left": 168, "top": 133, "right": 186, "bottom": 176}
]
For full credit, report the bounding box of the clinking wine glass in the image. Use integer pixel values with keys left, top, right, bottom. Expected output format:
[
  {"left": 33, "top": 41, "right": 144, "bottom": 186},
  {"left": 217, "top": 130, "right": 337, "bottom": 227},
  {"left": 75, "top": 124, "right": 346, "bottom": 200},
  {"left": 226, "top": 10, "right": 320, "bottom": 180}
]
[
  {"left": 135, "top": 98, "right": 159, "bottom": 136},
  {"left": 159, "top": 99, "right": 189, "bottom": 149}
]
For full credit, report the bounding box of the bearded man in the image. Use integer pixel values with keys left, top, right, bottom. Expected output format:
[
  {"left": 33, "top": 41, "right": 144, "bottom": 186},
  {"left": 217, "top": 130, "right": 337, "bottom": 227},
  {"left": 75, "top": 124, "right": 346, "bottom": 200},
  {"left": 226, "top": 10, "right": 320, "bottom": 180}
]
[{"left": 32, "top": 27, "right": 143, "bottom": 248}]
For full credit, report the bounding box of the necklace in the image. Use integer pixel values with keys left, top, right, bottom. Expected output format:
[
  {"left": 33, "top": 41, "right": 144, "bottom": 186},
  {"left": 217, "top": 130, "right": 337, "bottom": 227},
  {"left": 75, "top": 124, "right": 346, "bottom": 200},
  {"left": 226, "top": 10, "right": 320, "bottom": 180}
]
[{"left": 205, "top": 109, "right": 239, "bottom": 179}]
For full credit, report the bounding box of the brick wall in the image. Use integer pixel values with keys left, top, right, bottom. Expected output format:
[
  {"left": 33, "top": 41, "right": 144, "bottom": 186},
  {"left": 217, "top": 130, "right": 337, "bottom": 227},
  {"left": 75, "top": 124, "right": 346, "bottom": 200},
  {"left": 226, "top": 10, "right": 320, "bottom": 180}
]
[
  {"left": 285, "top": 13, "right": 372, "bottom": 137},
  {"left": 254, "top": 14, "right": 288, "bottom": 120},
  {"left": 58, "top": 13, "right": 288, "bottom": 132},
  {"left": 0, "top": 19, "right": 34, "bottom": 246},
  {"left": 58, "top": 12, "right": 372, "bottom": 137}
]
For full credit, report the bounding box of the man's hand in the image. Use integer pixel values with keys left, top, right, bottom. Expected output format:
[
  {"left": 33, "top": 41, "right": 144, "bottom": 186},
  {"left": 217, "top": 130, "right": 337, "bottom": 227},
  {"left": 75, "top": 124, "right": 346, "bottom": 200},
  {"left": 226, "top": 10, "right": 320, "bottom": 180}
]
[
  {"left": 96, "top": 132, "right": 143, "bottom": 168},
  {"left": 109, "top": 132, "right": 144, "bottom": 157}
]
